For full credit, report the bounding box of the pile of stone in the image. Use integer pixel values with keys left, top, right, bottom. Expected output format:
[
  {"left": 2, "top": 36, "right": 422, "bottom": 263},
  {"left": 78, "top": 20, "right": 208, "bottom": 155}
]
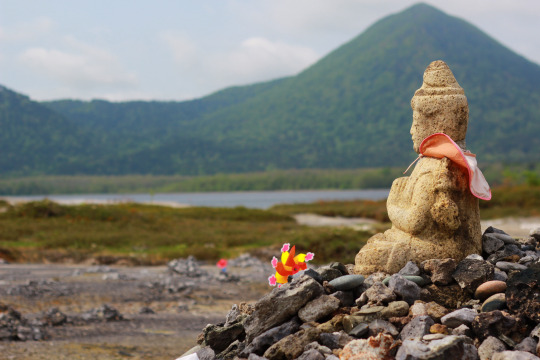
[
  {"left": 0, "top": 303, "right": 47, "bottom": 341},
  {"left": 168, "top": 255, "right": 209, "bottom": 277},
  {"left": 183, "top": 227, "right": 540, "bottom": 360},
  {"left": 6, "top": 279, "right": 73, "bottom": 298},
  {"left": 0, "top": 303, "right": 125, "bottom": 343}
]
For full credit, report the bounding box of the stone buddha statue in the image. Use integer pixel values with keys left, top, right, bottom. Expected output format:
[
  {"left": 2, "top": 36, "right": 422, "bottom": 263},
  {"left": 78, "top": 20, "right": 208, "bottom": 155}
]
[{"left": 354, "top": 60, "right": 483, "bottom": 275}]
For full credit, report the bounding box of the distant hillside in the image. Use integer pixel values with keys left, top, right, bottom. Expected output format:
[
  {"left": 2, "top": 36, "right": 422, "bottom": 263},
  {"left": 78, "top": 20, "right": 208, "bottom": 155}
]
[{"left": 3, "top": 3, "right": 540, "bottom": 176}]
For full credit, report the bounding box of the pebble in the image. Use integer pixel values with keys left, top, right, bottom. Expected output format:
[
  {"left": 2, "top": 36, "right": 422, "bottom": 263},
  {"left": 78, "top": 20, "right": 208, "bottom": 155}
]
[
  {"left": 430, "top": 324, "right": 449, "bottom": 335},
  {"left": 383, "top": 275, "right": 427, "bottom": 287},
  {"left": 423, "top": 333, "right": 447, "bottom": 341},
  {"left": 478, "top": 336, "right": 507, "bottom": 360},
  {"left": 398, "top": 261, "right": 421, "bottom": 276},
  {"left": 492, "top": 350, "right": 540, "bottom": 360},
  {"left": 475, "top": 280, "right": 507, "bottom": 301},
  {"left": 493, "top": 268, "right": 509, "bottom": 281},
  {"left": 387, "top": 274, "right": 422, "bottom": 305},
  {"left": 441, "top": 308, "right": 478, "bottom": 328},
  {"left": 487, "top": 233, "right": 519, "bottom": 245},
  {"left": 328, "top": 274, "right": 365, "bottom": 291},
  {"left": 380, "top": 301, "right": 409, "bottom": 319},
  {"left": 178, "top": 226, "right": 540, "bottom": 360},
  {"left": 348, "top": 323, "right": 369, "bottom": 338},
  {"left": 496, "top": 261, "right": 527, "bottom": 272},
  {"left": 514, "top": 337, "right": 538, "bottom": 354},
  {"left": 481, "top": 293, "right": 507, "bottom": 312}
]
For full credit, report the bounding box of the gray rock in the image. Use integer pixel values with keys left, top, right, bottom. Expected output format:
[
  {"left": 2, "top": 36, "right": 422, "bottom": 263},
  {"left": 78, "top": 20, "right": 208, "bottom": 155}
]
[
  {"left": 201, "top": 316, "right": 246, "bottom": 354},
  {"left": 400, "top": 315, "right": 435, "bottom": 341},
  {"left": 317, "top": 267, "right": 342, "bottom": 282},
  {"left": 485, "top": 227, "right": 510, "bottom": 235},
  {"left": 441, "top": 308, "right": 478, "bottom": 328},
  {"left": 530, "top": 228, "right": 540, "bottom": 241},
  {"left": 484, "top": 235, "right": 506, "bottom": 254},
  {"left": 494, "top": 268, "right": 509, "bottom": 282},
  {"left": 519, "top": 256, "right": 536, "bottom": 265},
  {"left": 368, "top": 319, "right": 399, "bottom": 337},
  {"left": 452, "top": 259, "right": 494, "bottom": 293},
  {"left": 248, "top": 354, "right": 267, "bottom": 360},
  {"left": 244, "top": 275, "right": 324, "bottom": 341},
  {"left": 364, "top": 272, "right": 389, "bottom": 287},
  {"left": 329, "top": 262, "right": 349, "bottom": 275},
  {"left": 486, "top": 233, "right": 519, "bottom": 245},
  {"left": 466, "top": 254, "right": 485, "bottom": 261},
  {"left": 422, "top": 258, "right": 458, "bottom": 286},
  {"left": 328, "top": 274, "right": 365, "bottom": 291},
  {"left": 43, "top": 307, "right": 67, "bottom": 326},
  {"left": 241, "top": 317, "right": 301, "bottom": 356},
  {"left": 496, "top": 261, "right": 528, "bottom": 272},
  {"left": 217, "top": 339, "right": 245, "bottom": 359},
  {"left": 488, "top": 245, "right": 525, "bottom": 264},
  {"left": 452, "top": 324, "right": 472, "bottom": 337},
  {"left": 481, "top": 293, "right": 506, "bottom": 312},
  {"left": 304, "top": 268, "right": 323, "bottom": 284},
  {"left": 297, "top": 349, "right": 325, "bottom": 360},
  {"left": 381, "top": 300, "right": 409, "bottom": 319},
  {"left": 355, "top": 291, "right": 368, "bottom": 307},
  {"left": 515, "top": 337, "right": 538, "bottom": 355},
  {"left": 388, "top": 274, "right": 422, "bottom": 305},
  {"left": 531, "top": 323, "right": 540, "bottom": 340},
  {"left": 423, "top": 334, "right": 447, "bottom": 341},
  {"left": 478, "top": 336, "right": 507, "bottom": 360},
  {"left": 330, "top": 291, "right": 355, "bottom": 307},
  {"left": 383, "top": 275, "right": 427, "bottom": 287},
  {"left": 263, "top": 327, "right": 321, "bottom": 360},
  {"left": 304, "top": 341, "right": 332, "bottom": 356},
  {"left": 298, "top": 295, "right": 340, "bottom": 322},
  {"left": 196, "top": 346, "right": 216, "bottom": 360},
  {"left": 364, "top": 282, "right": 396, "bottom": 305},
  {"left": 396, "top": 335, "right": 478, "bottom": 360},
  {"left": 319, "top": 331, "right": 354, "bottom": 349},
  {"left": 492, "top": 351, "right": 540, "bottom": 360},
  {"left": 399, "top": 261, "right": 421, "bottom": 276},
  {"left": 168, "top": 256, "right": 207, "bottom": 277},
  {"left": 348, "top": 323, "right": 369, "bottom": 338}
]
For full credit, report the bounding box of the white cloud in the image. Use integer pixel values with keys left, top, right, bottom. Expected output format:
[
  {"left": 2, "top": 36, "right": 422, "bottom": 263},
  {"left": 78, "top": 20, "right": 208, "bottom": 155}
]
[
  {"left": 19, "top": 38, "right": 137, "bottom": 91},
  {"left": 0, "top": 16, "right": 54, "bottom": 41},
  {"left": 211, "top": 37, "right": 319, "bottom": 81},
  {"left": 160, "top": 31, "right": 198, "bottom": 65}
]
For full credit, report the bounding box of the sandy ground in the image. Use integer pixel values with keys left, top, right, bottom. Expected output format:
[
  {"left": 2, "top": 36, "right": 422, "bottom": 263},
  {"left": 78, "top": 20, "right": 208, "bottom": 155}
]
[{"left": 0, "top": 263, "right": 270, "bottom": 360}]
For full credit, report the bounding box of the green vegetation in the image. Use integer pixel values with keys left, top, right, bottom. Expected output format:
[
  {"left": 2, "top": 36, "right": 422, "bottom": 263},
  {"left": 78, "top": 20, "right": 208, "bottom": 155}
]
[
  {"left": 0, "top": 164, "right": 538, "bottom": 195},
  {"left": 0, "top": 168, "right": 401, "bottom": 195},
  {"left": 0, "top": 200, "right": 371, "bottom": 265},
  {"left": 2, "top": 4, "right": 540, "bottom": 177},
  {"left": 1, "top": 185, "right": 538, "bottom": 266}
]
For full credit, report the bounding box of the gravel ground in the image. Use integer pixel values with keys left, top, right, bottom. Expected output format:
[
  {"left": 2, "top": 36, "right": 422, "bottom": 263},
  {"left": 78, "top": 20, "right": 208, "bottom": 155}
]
[{"left": 0, "top": 262, "right": 270, "bottom": 360}]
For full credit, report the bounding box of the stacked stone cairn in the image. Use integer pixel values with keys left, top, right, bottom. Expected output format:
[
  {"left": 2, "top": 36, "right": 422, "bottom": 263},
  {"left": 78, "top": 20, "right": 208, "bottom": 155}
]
[{"left": 184, "top": 227, "right": 540, "bottom": 360}]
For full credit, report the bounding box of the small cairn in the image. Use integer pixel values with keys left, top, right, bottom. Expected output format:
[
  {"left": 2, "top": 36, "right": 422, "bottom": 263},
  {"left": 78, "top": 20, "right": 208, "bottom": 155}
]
[{"left": 182, "top": 226, "right": 540, "bottom": 360}]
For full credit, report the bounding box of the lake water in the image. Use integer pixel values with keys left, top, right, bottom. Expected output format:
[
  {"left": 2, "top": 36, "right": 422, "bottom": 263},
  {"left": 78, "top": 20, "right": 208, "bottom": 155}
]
[{"left": 5, "top": 189, "right": 390, "bottom": 209}]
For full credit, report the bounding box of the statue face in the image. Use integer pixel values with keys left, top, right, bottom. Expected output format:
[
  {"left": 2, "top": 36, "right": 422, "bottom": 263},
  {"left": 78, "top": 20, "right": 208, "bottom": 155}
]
[{"left": 410, "top": 95, "right": 468, "bottom": 153}]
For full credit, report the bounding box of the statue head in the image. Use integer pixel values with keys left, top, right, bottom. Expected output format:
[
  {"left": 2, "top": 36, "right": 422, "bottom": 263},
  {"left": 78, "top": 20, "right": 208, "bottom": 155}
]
[{"left": 410, "top": 61, "right": 469, "bottom": 153}]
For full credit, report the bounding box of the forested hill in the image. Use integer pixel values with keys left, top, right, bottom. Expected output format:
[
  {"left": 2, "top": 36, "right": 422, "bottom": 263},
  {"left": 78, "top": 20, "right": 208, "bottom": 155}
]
[{"left": 4, "top": 3, "right": 540, "bottom": 176}]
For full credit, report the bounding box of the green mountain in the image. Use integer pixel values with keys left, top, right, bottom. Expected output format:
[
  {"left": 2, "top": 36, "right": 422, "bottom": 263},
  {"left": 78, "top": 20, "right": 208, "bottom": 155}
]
[{"left": 5, "top": 3, "right": 540, "bottom": 176}]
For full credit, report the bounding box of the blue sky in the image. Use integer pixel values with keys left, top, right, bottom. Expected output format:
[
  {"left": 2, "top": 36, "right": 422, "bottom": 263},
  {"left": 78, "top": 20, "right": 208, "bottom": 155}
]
[{"left": 1, "top": 0, "right": 539, "bottom": 102}]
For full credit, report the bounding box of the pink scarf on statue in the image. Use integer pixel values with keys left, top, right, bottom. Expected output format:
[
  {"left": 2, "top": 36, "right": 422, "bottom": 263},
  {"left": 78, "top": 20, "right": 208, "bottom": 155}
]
[{"left": 405, "top": 133, "right": 491, "bottom": 200}]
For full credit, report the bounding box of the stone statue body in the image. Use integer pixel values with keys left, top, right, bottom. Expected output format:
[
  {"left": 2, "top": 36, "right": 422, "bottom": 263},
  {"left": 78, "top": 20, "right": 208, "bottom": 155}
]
[{"left": 354, "top": 60, "right": 482, "bottom": 275}]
